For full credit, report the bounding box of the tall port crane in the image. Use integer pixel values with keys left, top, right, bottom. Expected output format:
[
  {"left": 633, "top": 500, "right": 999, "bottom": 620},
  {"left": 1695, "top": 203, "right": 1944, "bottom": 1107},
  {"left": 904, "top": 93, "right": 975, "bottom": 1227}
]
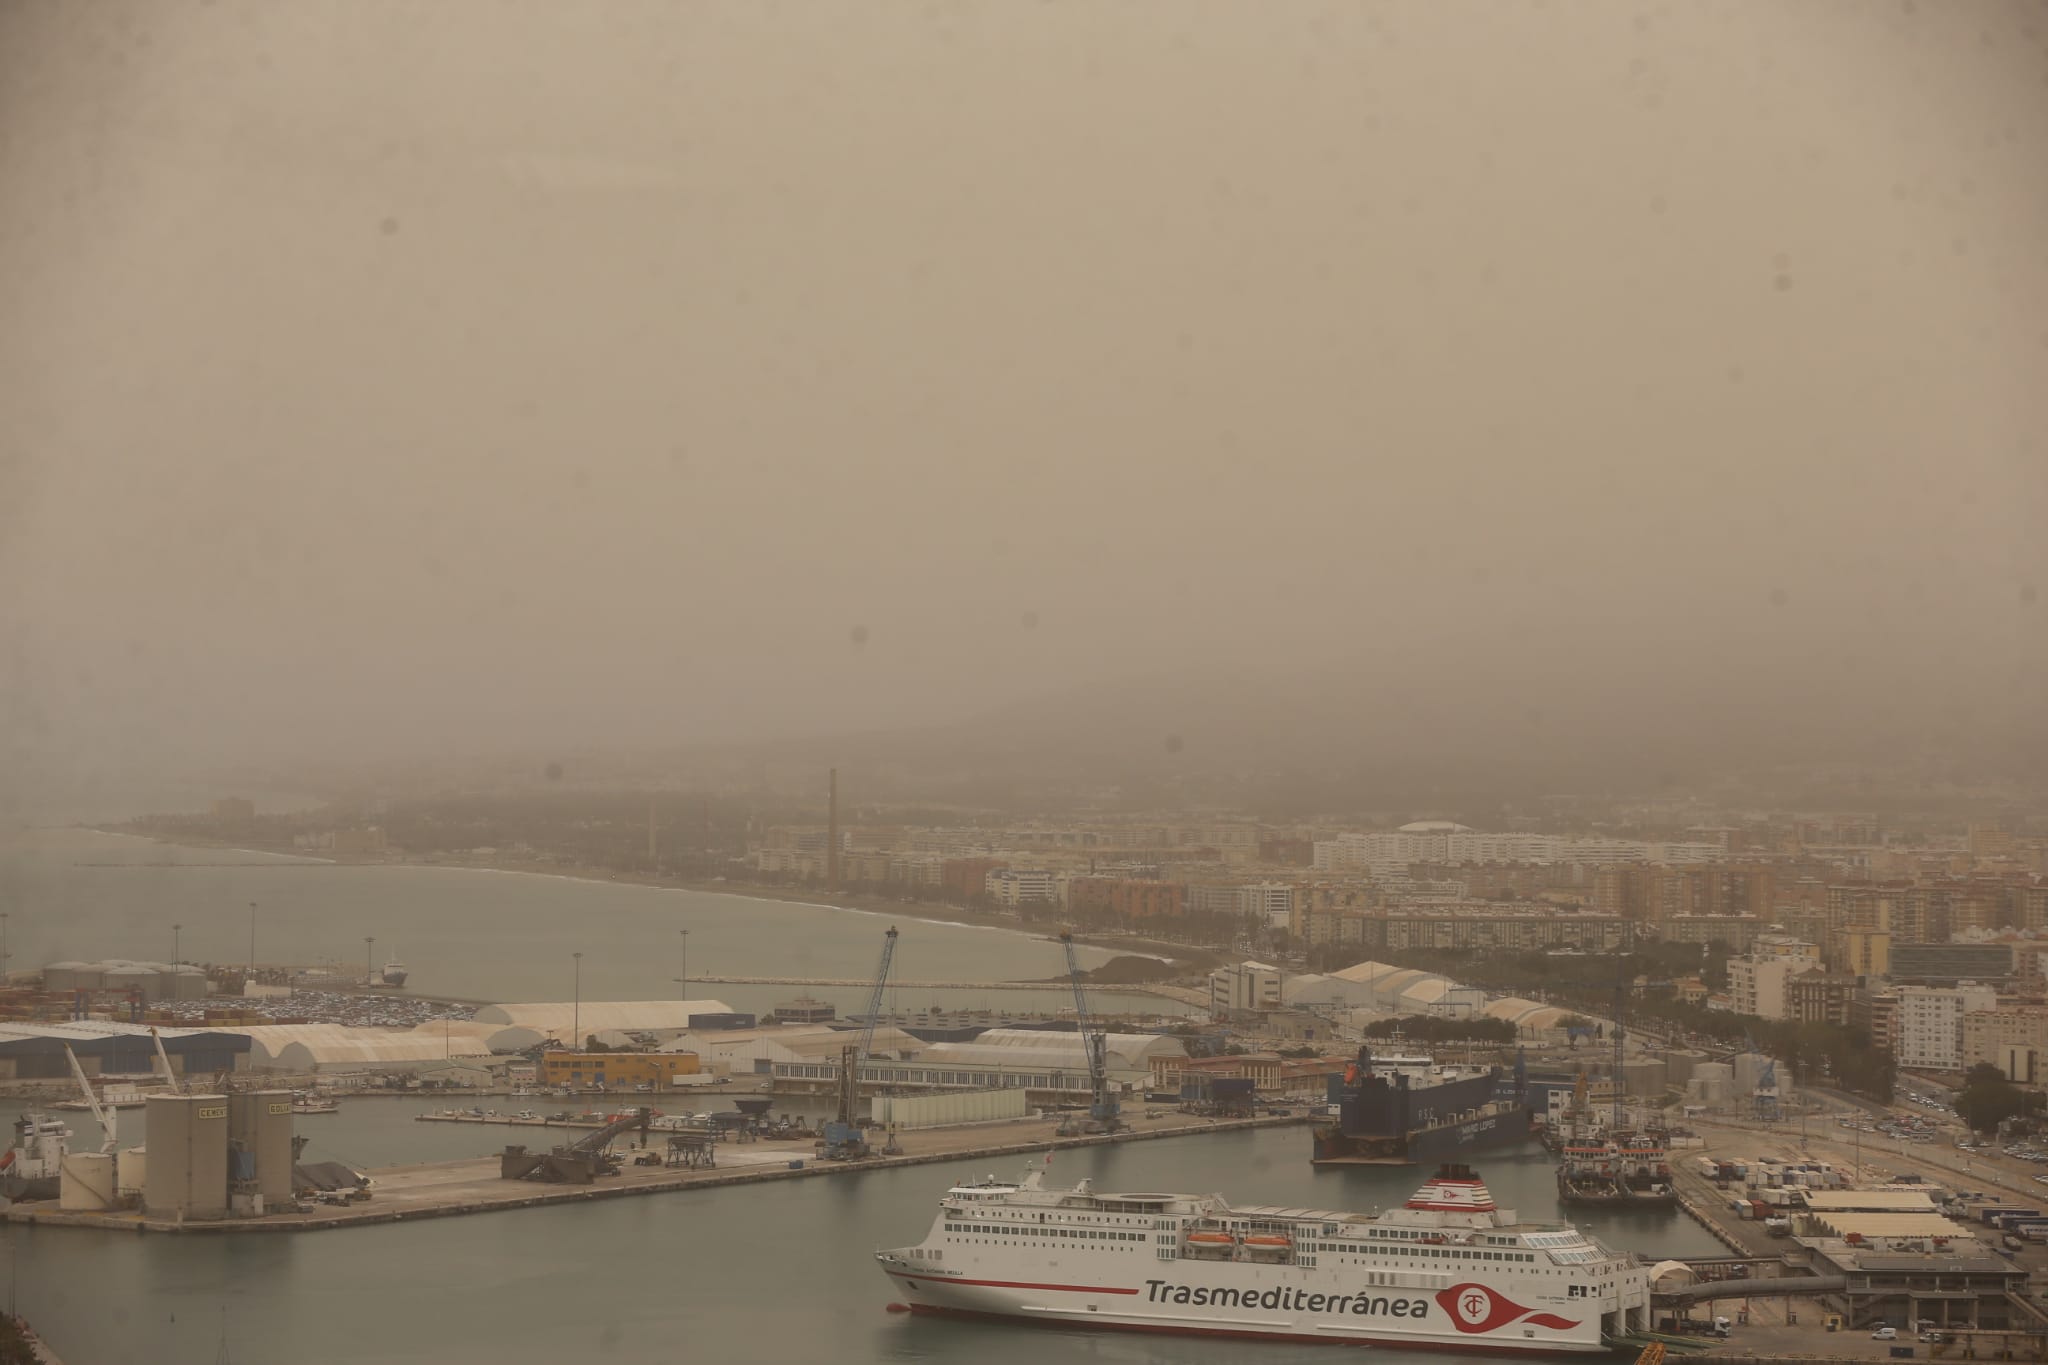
[
  {"left": 1059, "top": 930, "right": 1121, "bottom": 1135},
  {"left": 854, "top": 925, "right": 899, "bottom": 1063},
  {"left": 63, "top": 1044, "right": 117, "bottom": 1155},
  {"left": 823, "top": 926, "right": 898, "bottom": 1161}
]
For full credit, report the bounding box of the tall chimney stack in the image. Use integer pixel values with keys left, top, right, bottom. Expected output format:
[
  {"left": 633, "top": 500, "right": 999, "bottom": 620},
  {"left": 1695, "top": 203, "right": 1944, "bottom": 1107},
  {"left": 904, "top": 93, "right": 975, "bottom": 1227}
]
[{"left": 826, "top": 768, "right": 841, "bottom": 887}]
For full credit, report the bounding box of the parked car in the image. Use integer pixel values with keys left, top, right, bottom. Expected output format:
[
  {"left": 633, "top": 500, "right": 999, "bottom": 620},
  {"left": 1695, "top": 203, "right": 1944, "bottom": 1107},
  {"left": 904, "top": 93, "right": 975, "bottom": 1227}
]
[{"left": 1872, "top": 1327, "right": 1898, "bottom": 1341}]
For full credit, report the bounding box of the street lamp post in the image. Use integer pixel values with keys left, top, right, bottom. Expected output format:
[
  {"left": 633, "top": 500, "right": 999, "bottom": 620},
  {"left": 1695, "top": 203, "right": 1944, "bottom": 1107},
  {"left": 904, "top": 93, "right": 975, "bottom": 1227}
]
[
  {"left": 573, "top": 952, "right": 584, "bottom": 1051},
  {"left": 365, "top": 936, "right": 375, "bottom": 989},
  {"left": 675, "top": 930, "right": 689, "bottom": 997},
  {"left": 249, "top": 901, "right": 258, "bottom": 974},
  {"left": 173, "top": 923, "right": 182, "bottom": 967}
]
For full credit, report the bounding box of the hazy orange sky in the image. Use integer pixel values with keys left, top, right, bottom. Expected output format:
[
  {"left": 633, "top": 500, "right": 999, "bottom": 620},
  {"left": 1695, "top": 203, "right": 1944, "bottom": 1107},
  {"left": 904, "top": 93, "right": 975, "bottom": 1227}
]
[{"left": 3, "top": 1, "right": 2044, "bottom": 805}]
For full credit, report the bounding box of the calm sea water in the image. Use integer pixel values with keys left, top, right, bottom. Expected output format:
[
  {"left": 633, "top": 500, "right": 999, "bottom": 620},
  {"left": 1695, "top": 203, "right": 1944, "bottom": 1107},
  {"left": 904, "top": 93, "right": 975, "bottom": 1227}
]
[
  {"left": 0, "top": 828, "right": 1183, "bottom": 1018},
  {"left": 3, "top": 1127, "right": 1722, "bottom": 1365},
  {"left": 1, "top": 830, "right": 1722, "bottom": 1363}
]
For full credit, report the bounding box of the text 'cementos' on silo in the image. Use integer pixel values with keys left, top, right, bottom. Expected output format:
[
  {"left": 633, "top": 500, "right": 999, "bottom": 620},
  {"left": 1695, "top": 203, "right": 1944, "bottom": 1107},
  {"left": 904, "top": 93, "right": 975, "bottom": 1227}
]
[
  {"left": 227, "top": 1090, "right": 294, "bottom": 1208},
  {"left": 143, "top": 1094, "right": 229, "bottom": 1220}
]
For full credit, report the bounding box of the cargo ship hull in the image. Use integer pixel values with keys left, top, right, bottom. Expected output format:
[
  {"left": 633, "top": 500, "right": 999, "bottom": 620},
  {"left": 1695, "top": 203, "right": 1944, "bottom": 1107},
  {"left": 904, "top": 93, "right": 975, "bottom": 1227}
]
[
  {"left": 1314, "top": 1105, "right": 1536, "bottom": 1166},
  {"left": 1312, "top": 1050, "right": 1536, "bottom": 1166}
]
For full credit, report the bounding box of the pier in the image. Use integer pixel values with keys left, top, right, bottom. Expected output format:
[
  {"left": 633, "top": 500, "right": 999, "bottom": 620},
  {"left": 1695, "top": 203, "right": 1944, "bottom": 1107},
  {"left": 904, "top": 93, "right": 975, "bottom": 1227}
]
[{"left": 3, "top": 1112, "right": 1308, "bottom": 1236}]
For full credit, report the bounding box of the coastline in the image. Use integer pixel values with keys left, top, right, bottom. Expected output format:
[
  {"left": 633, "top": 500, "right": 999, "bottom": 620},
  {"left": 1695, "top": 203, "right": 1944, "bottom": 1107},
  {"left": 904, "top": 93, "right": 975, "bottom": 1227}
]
[{"left": 84, "top": 828, "right": 1224, "bottom": 975}]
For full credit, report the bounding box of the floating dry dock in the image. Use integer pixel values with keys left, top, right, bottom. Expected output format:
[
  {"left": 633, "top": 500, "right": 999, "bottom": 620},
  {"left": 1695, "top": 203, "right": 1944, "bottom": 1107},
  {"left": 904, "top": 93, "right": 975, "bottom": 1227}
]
[{"left": 4, "top": 1112, "right": 1305, "bottom": 1235}]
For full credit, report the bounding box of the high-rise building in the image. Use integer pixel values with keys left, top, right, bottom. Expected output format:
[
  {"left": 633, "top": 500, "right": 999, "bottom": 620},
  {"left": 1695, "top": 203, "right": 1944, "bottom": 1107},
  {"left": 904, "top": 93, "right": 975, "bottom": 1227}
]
[
  {"left": 1891, "top": 984, "right": 1999, "bottom": 1071},
  {"left": 1728, "top": 954, "right": 1820, "bottom": 1020},
  {"left": 1839, "top": 928, "right": 1892, "bottom": 978}
]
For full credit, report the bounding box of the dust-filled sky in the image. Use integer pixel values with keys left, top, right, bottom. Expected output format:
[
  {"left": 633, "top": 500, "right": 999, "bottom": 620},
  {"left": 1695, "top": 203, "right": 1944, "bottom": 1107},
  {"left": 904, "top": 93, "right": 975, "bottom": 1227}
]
[{"left": 2, "top": 1, "right": 2045, "bottom": 804}]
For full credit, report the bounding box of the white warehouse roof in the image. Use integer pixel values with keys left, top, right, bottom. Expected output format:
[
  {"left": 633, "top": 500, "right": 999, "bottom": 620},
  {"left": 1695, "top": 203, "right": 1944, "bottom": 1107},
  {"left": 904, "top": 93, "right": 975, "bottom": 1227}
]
[{"left": 225, "top": 1022, "right": 509, "bottom": 1069}]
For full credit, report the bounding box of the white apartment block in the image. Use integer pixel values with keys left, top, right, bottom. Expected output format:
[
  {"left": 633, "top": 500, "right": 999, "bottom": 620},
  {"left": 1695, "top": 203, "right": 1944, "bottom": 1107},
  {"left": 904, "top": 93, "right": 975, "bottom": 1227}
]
[
  {"left": 1244, "top": 882, "right": 1297, "bottom": 923},
  {"left": 1892, "top": 984, "right": 2000, "bottom": 1072},
  {"left": 1208, "top": 961, "right": 1284, "bottom": 1015},
  {"left": 1187, "top": 882, "right": 1300, "bottom": 921},
  {"left": 984, "top": 867, "right": 1061, "bottom": 907},
  {"left": 1728, "top": 955, "right": 1821, "bottom": 1020}
]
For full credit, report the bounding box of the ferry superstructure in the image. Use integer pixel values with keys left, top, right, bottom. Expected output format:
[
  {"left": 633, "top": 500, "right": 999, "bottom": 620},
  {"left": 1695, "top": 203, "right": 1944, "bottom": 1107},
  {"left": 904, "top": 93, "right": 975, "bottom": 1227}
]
[{"left": 877, "top": 1163, "right": 1651, "bottom": 1353}]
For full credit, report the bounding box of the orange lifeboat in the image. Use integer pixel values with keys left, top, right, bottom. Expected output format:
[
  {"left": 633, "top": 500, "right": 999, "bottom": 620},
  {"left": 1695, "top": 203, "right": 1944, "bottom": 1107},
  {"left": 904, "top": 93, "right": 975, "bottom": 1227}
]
[
  {"left": 1186, "top": 1231, "right": 1235, "bottom": 1246},
  {"left": 1242, "top": 1235, "right": 1290, "bottom": 1248}
]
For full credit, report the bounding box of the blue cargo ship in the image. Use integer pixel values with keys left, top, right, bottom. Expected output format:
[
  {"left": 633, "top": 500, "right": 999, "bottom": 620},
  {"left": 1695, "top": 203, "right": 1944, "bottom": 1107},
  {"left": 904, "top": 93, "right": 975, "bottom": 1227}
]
[{"left": 1311, "top": 1046, "right": 1535, "bottom": 1166}]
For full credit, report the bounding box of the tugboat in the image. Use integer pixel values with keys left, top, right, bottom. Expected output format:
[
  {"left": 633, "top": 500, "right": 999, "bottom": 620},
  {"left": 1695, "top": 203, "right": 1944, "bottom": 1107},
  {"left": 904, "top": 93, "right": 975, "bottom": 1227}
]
[
  {"left": 0, "top": 1112, "right": 71, "bottom": 1202},
  {"left": 1552, "top": 1075, "right": 1676, "bottom": 1208}
]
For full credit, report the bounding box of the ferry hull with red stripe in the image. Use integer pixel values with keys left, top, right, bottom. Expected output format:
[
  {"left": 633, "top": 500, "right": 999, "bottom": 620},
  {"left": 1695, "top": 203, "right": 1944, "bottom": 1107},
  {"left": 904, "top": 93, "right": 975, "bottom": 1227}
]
[
  {"left": 891, "top": 1300, "right": 1602, "bottom": 1355},
  {"left": 877, "top": 1165, "right": 1649, "bottom": 1356},
  {"left": 876, "top": 1258, "right": 1611, "bottom": 1354}
]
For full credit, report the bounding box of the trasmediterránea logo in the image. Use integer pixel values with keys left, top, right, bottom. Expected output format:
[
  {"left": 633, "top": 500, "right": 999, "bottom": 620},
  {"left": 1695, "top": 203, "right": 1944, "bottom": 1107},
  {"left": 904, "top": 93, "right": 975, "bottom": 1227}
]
[
  {"left": 1144, "top": 1281, "right": 1429, "bottom": 1317},
  {"left": 1435, "top": 1282, "right": 1580, "bottom": 1333}
]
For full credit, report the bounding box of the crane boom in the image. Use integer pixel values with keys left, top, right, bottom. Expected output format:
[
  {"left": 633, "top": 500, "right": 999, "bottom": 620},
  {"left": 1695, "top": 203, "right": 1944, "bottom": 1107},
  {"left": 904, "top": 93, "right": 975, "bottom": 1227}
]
[
  {"left": 854, "top": 926, "right": 899, "bottom": 1063},
  {"left": 150, "top": 1026, "right": 181, "bottom": 1095},
  {"left": 63, "top": 1044, "right": 117, "bottom": 1155},
  {"left": 1059, "top": 931, "right": 1118, "bottom": 1130}
]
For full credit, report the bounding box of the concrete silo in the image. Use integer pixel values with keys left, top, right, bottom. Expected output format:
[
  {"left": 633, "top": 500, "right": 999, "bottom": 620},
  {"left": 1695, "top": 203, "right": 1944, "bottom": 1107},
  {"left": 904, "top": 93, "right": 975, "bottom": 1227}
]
[
  {"left": 143, "top": 1094, "right": 229, "bottom": 1220},
  {"left": 1691, "top": 1061, "right": 1734, "bottom": 1106},
  {"left": 227, "top": 1090, "right": 294, "bottom": 1209}
]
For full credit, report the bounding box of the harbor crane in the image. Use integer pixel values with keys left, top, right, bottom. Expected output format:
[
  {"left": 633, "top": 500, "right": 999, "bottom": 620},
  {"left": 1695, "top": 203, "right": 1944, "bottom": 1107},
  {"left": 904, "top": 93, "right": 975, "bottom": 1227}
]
[
  {"left": 63, "top": 1044, "right": 117, "bottom": 1155},
  {"left": 822, "top": 926, "right": 898, "bottom": 1161},
  {"left": 1058, "top": 930, "right": 1122, "bottom": 1136},
  {"left": 150, "top": 1026, "right": 182, "bottom": 1095}
]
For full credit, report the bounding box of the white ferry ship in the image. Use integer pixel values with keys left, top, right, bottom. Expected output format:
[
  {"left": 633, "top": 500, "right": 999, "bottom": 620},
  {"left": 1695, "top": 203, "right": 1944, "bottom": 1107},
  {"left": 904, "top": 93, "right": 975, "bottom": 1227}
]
[{"left": 877, "top": 1163, "right": 1651, "bottom": 1353}]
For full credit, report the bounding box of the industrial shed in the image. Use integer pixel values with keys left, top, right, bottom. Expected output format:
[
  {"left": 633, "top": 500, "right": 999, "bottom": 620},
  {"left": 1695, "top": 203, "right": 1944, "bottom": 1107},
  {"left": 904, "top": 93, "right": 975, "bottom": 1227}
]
[
  {"left": 1281, "top": 962, "right": 1485, "bottom": 1017},
  {"left": 225, "top": 1022, "right": 508, "bottom": 1072},
  {"left": 470, "top": 999, "right": 735, "bottom": 1041},
  {"left": 914, "top": 1028, "right": 1186, "bottom": 1086},
  {"left": 1482, "top": 997, "right": 1608, "bottom": 1034},
  {"left": 1802, "top": 1212, "right": 1978, "bottom": 1243},
  {"left": 0, "top": 1022, "right": 249, "bottom": 1080},
  {"left": 42, "top": 959, "right": 210, "bottom": 1002},
  {"left": 663, "top": 1024, "right": 923, "bottom": 1073}
]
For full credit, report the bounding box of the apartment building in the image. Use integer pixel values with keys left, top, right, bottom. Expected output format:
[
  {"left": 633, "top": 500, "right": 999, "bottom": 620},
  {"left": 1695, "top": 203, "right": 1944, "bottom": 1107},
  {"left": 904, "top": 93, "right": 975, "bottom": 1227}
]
[
  {"left": 1838, "top": 928, "right": 1892, "bottom": 978},
  {"left": 985, "top": 867, "right": 1061, "bottom": 907},
  {"left": 1728, "top": 954, "right": 1820, "bottom": 1020},
  {"left": 1890, "top": 984, "right": 1999, "bottom": 1072},
  {"left": 1660, "top": 915, "right": 1764, "bottom": 952},
  {"left": 1962, "top": 1005, "right": 2048, "bottom": 1071},
  {"left": 1786, "top": 973, "right": 1860, "bottom": 1027}
]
